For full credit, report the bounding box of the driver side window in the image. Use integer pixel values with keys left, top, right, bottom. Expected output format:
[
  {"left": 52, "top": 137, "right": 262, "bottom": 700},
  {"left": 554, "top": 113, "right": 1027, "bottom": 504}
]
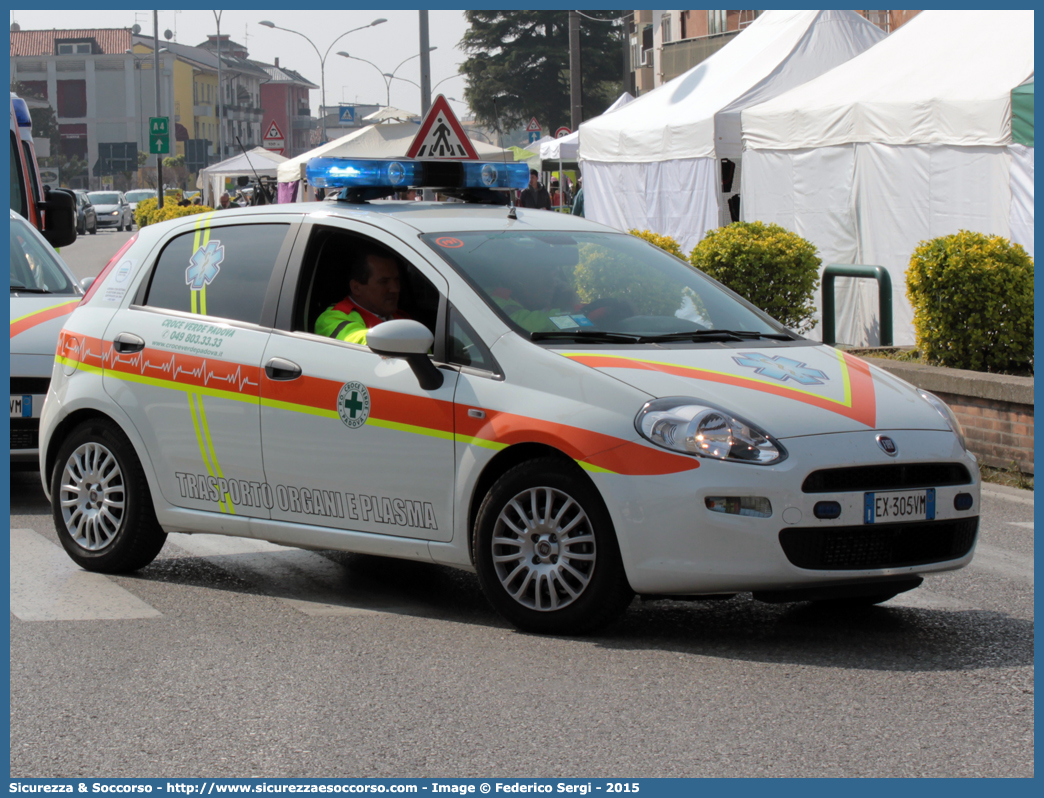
[{"left": 295, "top": 226, "right": 442, "bottom": 342}]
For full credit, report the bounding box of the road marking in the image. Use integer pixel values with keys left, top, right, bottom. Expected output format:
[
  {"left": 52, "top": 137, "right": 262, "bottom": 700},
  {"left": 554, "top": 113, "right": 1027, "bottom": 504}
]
[
  {"left": 1006, "top": 521, "right": 1034, "bottom": 529},
  {"left": 968, "top": 543, "right": 1034, "bottom": 584},
  {"left": 884, "top": 588, "right": 976, "bottom": 611},
  {"left": 167, "top": 533, "right": 415, "bottom": 616},
  {"left": 10, "top": 528, "right": 162, "bottom": 621}
]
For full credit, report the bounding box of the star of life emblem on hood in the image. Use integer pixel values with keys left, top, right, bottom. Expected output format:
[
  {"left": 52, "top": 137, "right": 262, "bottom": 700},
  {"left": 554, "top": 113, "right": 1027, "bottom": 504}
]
[{"left": 732, "top": 352, "right": 829, "bottom": 386}]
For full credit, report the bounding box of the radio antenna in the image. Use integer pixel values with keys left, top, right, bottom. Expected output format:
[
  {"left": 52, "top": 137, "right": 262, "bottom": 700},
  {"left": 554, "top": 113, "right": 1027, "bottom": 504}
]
[{"left": 492, "top": 96, "right": 517, "bottom": 220}]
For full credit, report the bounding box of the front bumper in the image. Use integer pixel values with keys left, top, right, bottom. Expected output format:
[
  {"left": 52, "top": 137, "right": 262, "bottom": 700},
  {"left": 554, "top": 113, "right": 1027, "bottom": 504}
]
[{"left": 593, "top": 429, "right": 979, "bottom": 596}]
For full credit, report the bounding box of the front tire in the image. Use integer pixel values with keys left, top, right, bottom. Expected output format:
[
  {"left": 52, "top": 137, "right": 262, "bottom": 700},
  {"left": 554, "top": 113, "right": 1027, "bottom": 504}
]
[
  {"left": 51, "top": 419, "right": 166, "bottom": 573},
  {"left": 473, "top": 458, "right": 633, "bottom": 634}
]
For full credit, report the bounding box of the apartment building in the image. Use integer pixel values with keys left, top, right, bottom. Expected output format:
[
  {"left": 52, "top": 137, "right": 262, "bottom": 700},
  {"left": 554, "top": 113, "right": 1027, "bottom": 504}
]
[{"left": 628, "top": 10, "right": 921, "bottom": 92}]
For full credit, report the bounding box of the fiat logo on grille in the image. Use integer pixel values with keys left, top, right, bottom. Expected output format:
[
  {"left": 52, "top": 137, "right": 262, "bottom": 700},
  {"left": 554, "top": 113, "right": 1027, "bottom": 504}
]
[{"left": 877, "top": 435, "right": 898, "bottom": 456}]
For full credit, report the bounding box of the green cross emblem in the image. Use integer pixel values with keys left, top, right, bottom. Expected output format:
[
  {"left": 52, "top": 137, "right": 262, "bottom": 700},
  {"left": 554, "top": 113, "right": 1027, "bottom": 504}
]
[
  {"left": 343, "top": 391, "right": 364, "bottom": 419},
  {"left": 337, "top": 381, "right": 369, "bottom": 428}
]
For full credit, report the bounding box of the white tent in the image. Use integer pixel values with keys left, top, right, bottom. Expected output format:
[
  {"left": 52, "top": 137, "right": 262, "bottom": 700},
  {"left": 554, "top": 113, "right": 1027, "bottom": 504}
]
[
  {"left": 579, "top": 10, "right": 885, "bottom": 253},
  {"left": 277, "top": 123, "right": 512, "bottom": 201},
  {"left": 741, "top": 10, "right": 1034, "bottom": 346},
  {"left": 363, "top": 106, "right": 419, "bottom": 123},
  {"left": 197, "top": 147, "right": 287, "bottom": 206},
  {"left": 540, "top": 92, "right": 635, "bottom": 162}
]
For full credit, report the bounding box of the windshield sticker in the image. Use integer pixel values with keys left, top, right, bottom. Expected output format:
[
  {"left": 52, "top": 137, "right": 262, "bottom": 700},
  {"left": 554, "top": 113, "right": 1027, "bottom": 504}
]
[
  {"left": 185, "top": 240, "right": 225, "bottom": 290},
  {"left": 733, "top": 353, "right": 829, "bottom": 386},
  {"left": 338, "top": 381, "right": 371, "bottom": 428},
  {"left": 435, "top": 237, "right": 464, "bottom": 248},
  {"left": 550, "top": 315, "right": 577, "bottom": 329},
  {"left": 570, "top": 314, "right": 594, "bottom": 327}
]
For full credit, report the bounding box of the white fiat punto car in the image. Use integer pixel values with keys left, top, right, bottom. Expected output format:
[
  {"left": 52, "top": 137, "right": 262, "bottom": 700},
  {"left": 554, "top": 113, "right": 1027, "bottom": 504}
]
[{"left": 40, "top": 158, "right": 979, "bottom": 634}]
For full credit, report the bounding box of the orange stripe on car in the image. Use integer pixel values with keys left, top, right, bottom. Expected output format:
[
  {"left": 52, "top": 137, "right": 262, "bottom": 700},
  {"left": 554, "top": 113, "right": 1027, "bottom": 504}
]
[
  {"left": 10, "top": 299, "right": 80, "bottom": 339},
  {"left": 59, "top": 337, "right": 699, "bottom": 477},
  {"left": 565, "top": 351, "right": 878, "bottom": 428}
]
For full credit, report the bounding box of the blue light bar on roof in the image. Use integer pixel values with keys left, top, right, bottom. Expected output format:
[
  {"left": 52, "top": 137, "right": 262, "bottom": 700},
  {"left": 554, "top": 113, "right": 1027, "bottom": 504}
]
[
  {"left": 462, "top": 161, "right": 529, "bottom": 190},
  {"left": 12, "top": 97, "right": 32, "bottom": 129},
  {"left": 307, "top": 158, "right": 419, "bottom": 189},
  {"left": 305, "top": 157, "right": 529, "bottom": 191}
]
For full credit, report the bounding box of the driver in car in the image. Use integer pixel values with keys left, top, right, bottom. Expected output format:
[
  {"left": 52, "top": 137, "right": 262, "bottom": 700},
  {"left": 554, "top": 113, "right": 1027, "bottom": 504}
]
[{"left": 315, "top": 247, "right": 409, "bottom": 345}]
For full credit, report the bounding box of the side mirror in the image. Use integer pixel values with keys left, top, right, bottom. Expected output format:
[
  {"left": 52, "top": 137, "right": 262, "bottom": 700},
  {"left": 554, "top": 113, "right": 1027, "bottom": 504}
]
[
  {"left": 39, "top": 187, "right": 78, "bottom": 248},
  {"left": 80, "top": 276, "right": 95, "bottom": 292},
  {"left": 367, "top": 319, "right": 443, "bottom": 390}
]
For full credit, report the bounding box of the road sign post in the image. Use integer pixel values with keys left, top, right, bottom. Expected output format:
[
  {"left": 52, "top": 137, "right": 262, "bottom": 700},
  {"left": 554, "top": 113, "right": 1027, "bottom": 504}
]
[{"left": 149, "top": 117, "right": 169, "bottom": 155}]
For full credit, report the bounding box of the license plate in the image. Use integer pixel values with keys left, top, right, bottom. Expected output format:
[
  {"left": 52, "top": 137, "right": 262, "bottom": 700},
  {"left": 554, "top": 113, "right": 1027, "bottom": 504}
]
[
  {"left": 864, "top": 489, "right": 935, "bottom": 524},
  {"left": 10, "top": 395, "right": 30, "bottom": 418}
]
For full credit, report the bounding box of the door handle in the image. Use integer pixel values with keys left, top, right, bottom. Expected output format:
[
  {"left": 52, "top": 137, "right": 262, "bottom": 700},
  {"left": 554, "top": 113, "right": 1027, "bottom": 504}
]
[
  {"left": 265, "top": 357, "right": 302, "bottom": 381},
  {"left": 112, "top": 332, "right": 145, "bottom": 353}
]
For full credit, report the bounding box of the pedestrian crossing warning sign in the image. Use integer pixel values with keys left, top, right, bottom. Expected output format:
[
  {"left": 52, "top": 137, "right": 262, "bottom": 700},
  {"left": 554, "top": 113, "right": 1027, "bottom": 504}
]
[{"left": 406, "top": 95, "right": 479, "bottom": 160}]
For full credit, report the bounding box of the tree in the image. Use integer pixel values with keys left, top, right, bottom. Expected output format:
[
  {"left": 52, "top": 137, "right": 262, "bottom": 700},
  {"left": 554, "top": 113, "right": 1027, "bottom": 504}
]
[
  {"left": 163, "top": 153, "right": 190, "bottom": 189},
  {"left": 460, "top": 11, "right": 623, "bottom": 135}
]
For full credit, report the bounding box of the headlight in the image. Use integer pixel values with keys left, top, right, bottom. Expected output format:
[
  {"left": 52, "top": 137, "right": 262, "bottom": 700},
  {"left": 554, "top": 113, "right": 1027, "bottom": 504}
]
[
  {"left": 919, "top": 390, "right": 967, "bottom": 451},
  {"left": 635, "top": 397, "right": 786, "bottom": 465},
  {"left": 111, "top": 211, "right": 119, "bottom": 215}
]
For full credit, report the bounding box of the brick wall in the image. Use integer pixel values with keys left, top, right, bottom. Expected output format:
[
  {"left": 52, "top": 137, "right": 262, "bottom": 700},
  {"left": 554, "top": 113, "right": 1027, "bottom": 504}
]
[
  {"left": 861, "top": 356, "right": 1034, "bottom": 475},
  {"left": 934, "top": 391, "right": 1034, "bottom": 474}
]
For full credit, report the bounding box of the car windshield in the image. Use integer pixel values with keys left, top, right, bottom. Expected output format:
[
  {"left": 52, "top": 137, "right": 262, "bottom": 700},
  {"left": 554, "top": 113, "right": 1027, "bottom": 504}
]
[
  {"left": 421, "top": 231, "right": 793, "bottom": 342},
  {"left": 88, "top": 192, "right": 120, "bottom": 205},
  {"left": 125, "top": 190, "right": 154, "bottom": 203},
  {"left": 10, "top": 216, "right": 79, "bottom": 294}
]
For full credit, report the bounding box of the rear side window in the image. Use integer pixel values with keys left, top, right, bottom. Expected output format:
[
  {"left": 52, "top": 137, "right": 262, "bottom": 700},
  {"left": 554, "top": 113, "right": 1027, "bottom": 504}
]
[{"left": 144, "top": 223, "right": 290, "bottom": 325}]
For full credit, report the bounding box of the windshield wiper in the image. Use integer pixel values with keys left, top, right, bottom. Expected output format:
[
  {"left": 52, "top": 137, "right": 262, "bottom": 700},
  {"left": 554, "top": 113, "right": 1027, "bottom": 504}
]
[
  {"left": 530, "top": 330, "right": 644, "bottom": 344},
  {"left": 638, "top": 330, "right": 794, "bottom": 343},
  {"left": 10, "top": 285, "right": 52, "bottom": 294}
]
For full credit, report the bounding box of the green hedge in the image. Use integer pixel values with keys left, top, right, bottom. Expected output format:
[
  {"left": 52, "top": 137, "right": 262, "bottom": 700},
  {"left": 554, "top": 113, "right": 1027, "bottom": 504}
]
[
  {"left": 135, "top": 199, "right": 214, "bottom": 228},
  {"left": 906, "top": 231, "right": 1034, "bottom": 372},
  {"left": 629, "top": 229, "right": 685, "bottom": 259},
  {"left": 689, "top": 221, "right": 820, "bottom": 332}
]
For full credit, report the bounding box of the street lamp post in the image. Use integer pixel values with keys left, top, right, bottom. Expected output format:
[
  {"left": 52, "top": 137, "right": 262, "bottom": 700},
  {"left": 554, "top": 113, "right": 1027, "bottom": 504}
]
[
  {"left": 337, "top": 48, "right": 436, "bottom": 108},
  {"left": 213, "top": 11, "right": 223, "bottom": 163},
  {"left": 259, "top": 17, "right": 386, "bottom": 143},
  {"left": 125, "top": 47, "right": 168, "bottom": 189},
  {"left": 384, "top": 72, "right": 460, "bottom": 96}
]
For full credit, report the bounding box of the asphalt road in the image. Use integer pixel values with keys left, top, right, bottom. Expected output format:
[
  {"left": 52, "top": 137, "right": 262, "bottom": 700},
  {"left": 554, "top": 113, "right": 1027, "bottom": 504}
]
[
  {"left": 9, "top": 469, "right": 1034, "bottom": 778},
  {"left": 58, "top": 226, "right": 137, "bottom": 284},
  {"left": 12, "top": 236, "right": 1035, "bottom": 778}
]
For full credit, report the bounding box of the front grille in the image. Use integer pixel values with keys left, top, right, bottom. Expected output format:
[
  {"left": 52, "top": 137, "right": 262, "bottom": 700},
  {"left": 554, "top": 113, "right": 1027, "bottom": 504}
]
[
  {"left": 802, "top": 463, "right": 972, "bottom": 493},
  {"left": 779, "top": 517, "right": 978, "bottom": 570},
  {"left": 10, "top": 418, "right": 40, "bottom": 450},
  {"left": 10, "top": 377, "right": 51, "bottom": 395}
]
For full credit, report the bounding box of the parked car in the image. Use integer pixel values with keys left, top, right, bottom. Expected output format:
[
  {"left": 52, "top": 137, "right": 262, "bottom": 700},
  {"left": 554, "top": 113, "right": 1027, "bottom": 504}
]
[
  {"left": 124, "top": 189, "right": 156, "bottom": 212},
  {"left": 87, "top": 191, "right": 133, "bottom": 231},
  {"left": 73, "top": 190, "right": 98, "bottom": 235},
  {"left": 10, "top": 209, "right": 83, "bottom": 464},
  {"left": 39, "top": 156, "right": 980, "bottom": 634}
]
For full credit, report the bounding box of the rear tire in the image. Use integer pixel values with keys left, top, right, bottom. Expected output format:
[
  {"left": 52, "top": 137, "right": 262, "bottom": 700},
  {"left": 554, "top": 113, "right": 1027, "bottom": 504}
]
[
  {"left": 473, "top": 458, "right": 633, "bottom": 634},
  {"left": 51, "top": 419, "right": 166, "bottom": 573}
]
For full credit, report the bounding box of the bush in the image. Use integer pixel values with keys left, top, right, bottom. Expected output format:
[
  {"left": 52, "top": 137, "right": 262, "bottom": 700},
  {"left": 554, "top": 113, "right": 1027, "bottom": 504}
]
[
  {"left": 136, "top": 199, "right": 214, "bottom": 228},
  {"left": 134, "top": 197, "right": 158, "bottom": 228},
  {"left": 629, "top": 229, "right": 685, "bottom": 258},
  {"left": 689, "top": 221, "right": 821, "bottom": 332},
  {"left": 906, "top": 231, "right": 1033, "bottom": 372}
]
